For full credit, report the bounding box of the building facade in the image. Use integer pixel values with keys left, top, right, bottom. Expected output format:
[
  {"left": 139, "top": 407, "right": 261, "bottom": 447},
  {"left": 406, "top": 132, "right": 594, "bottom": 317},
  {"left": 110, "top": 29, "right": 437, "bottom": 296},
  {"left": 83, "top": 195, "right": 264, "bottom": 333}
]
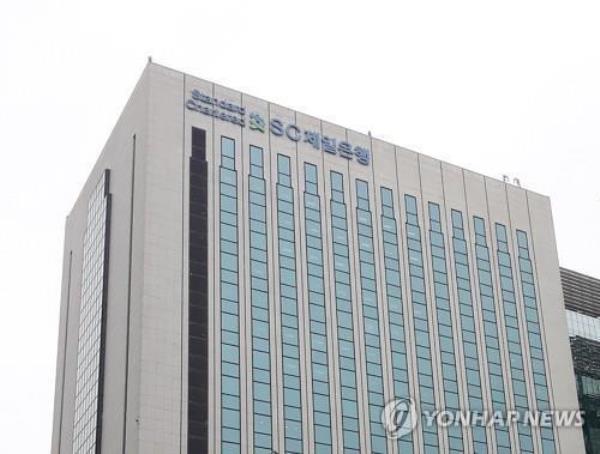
[
  {"left": 561, "top": 268, "right": 600, "bottom": 453},
  {"left": 51, "top": 62, "right": 584, "bottom": 454}
]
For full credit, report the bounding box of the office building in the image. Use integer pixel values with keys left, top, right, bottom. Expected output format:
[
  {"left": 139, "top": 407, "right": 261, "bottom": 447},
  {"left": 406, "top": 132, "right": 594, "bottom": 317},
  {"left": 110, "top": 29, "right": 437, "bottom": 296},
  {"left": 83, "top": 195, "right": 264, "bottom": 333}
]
[
  {"left": 51, "top": 62, "right": 584, "bottom": 453},
  {"left": 562, "top": 268, "right": 600, "bottom": 453}
]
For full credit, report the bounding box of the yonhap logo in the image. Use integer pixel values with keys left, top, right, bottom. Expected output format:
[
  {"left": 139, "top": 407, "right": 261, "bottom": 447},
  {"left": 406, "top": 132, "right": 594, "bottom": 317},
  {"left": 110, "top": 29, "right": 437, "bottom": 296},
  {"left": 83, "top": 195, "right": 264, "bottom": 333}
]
[
  {"left": 381, "top": 398, "right": 418, "bottom": 439},
  {"left": 381, "top": 399, "right": 583, "bottom": 441}
]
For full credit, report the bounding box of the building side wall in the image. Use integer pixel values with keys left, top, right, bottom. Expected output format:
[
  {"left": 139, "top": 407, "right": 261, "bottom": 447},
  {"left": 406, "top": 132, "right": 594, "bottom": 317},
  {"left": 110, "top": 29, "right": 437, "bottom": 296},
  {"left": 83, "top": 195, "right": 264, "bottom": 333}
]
[
  {"left": 51, "top": 66, "right": 149, "bottom": 454},
  {"left": 135, "top": 65, "right": 186, "bottom": 454},
  {"left": 527, "top": 193, "right": 586, "bottom": 452},
  {"left": 52, "top": 188, "right": 86, "bottom": 454}
]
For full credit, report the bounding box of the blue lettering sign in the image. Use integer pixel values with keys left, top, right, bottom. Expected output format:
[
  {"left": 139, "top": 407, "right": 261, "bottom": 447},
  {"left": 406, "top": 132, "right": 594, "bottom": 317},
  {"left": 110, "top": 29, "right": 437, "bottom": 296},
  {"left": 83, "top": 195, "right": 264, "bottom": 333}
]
[
  {"left": 270, "top": 119, "right": 284, "bottom": 136},
  {"left": 338, "top": 141, "right": 353, "bottom": 159},
  {"left": 285, "top": 124, "right": 301, "bottom": 142},
  {"left": 304, "top": 131, "right": 320, "bottom": 150},
  {"left": 185, "top": 90, "right": 371, "bottom": 165},
  {"left": 322, "top": 136, "right": 337, "bottom": 154}
]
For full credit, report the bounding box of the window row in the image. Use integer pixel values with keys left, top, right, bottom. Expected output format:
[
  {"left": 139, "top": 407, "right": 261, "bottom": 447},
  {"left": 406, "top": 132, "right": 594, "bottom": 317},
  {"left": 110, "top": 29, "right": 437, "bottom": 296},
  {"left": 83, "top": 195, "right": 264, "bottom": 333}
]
[
  {"left": 473, "top": 217, "right": 512, "bottom": 454},
  {"left": 428, "top": 203, "right": 463, "bottom": 454},
  {"left": 219, "top": 137, "right": 241, "bottom": 451},
  {"left": 277, "top": 155, "right": 303, "bottom": 454},
  {"left": 495, "top": 223, "right": 534, "bottom": 454},
  {"left": 356, "top": 180, "right": 387, "bottom": 454},
  {"left": 450, "top": 210, "right": 487, "bottom": 454},
  {"left": 404, "top": 195, "right": 439, "bottom": 452},
  {"left": 304, "top": 163, "right": 333, "bottom": 453},
  {"left": 330, "top": 171, "right": 360, "bottom": 453},
  {"left": 380, "top": 187, "right": 413, "bottom": 452},
  {"left": 249, "top": 146, "right": 272, "bottom": 453},
  {"left": 516, "top": 231, "right": 555, "bottom": 453}
]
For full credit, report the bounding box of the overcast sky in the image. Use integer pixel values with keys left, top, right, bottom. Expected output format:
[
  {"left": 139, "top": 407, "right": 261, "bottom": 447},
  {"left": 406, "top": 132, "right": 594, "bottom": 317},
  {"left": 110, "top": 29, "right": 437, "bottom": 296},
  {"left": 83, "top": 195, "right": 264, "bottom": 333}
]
[{"left": 1, "top": 0, "right": 599, "bottom": 451}]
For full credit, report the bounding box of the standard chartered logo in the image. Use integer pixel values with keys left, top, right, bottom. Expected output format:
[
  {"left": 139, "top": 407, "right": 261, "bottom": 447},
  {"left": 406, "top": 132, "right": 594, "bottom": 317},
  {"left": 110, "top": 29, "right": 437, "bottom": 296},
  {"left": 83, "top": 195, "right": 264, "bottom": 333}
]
[
  {"left": 249, "top": 112, "right": 266, "bottom": 133},
  {"left": 381, "top": 398, "right": 418, "bottom": 439}
]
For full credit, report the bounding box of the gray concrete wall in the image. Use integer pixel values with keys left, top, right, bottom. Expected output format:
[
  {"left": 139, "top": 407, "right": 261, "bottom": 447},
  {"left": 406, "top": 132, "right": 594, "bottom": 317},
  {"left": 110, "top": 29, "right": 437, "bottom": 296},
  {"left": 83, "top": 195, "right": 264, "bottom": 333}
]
[{"left": 51, "top": 64, "right": 149, "bottom": 454}]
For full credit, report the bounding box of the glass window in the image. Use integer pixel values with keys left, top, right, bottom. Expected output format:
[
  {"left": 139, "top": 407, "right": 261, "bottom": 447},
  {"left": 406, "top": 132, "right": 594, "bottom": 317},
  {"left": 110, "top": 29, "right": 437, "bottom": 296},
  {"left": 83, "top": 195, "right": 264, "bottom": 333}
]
[
  {"left": 494, "top": 223, "right": 536, "bottom": 453},
  {"left": 330, "top": 171, "right": 343, "bottom": 191},
  {"left": 246, "top": 145, "right": 272, "bottom": 452},
  {"left": 72, "top": 171, "right": 111, "bottom": 454},
  {"left": 355, "top": 180, "right": 386, "bottom": 453},
  {"left": 516, "top": 230, "right": 555, "bottom": 447},
  {"left": 402, "top": 194, "right": 439, "bottom": 451},
  {"left": 329, "top": 172, "right": 360, "bottom": 451},
  {"left": 303, "top": 163, "right": 332, "bottom": 451},
  {"left": 469, "top": 215, "right": 514, "bottom": 451}
]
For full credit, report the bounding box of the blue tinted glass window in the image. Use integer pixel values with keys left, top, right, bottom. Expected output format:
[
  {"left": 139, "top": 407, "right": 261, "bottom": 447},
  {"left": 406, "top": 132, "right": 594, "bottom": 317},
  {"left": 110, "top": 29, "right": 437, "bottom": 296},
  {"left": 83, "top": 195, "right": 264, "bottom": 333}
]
[
  {"left": 427, "top": 200, "right": 462, "bottom": 453},
  {"left": 248, "top": 145, "right": 272, "bottom": 452},
  {"left": 404, "top": 195, "right": 438, "bottom": 451},
  {"left": 330, "top": 171, "right": 360, "bottom": 452},
  {"left": 495, "top": 223, "right": 534, "bottom": 453},
  {"left": 516, "top": 230, "right": 555, "bottom": 452},
  {"left": 303, "top": 163, "right": 333, "bottom": 453},
  {"left": 276, "top": 155, "right": 303, "bottom": 453},
  {"left": 355, "top": 180, "right": 386, "bottom": 453},
  {"left": 219, "top": 137, "right": 241, "bottom": 452},
  {"left": 472, "top": 217, "right": 512, "bottom": 452},
  {"left": 450, "top": 209, "right": 488, "bottom": 452},
  {"left": 380, "top": 187, "right": 413, "bottom": 453}
]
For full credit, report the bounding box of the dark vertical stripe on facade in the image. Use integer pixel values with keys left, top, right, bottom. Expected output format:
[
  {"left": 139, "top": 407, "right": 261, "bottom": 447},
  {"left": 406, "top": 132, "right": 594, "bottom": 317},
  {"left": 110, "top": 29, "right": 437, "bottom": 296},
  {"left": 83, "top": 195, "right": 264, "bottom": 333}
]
[
  {"left": 72, "top": 169, "right": 111, "bottom": 453},
  {"left": 188, "top": 127, "right": 209, "bottom": 453},
  {"left": 57, "top": 251, "right": 73, "bottom": 454},
  {"left": 96, "top": 169, "right": 112, "bottom": 454}
]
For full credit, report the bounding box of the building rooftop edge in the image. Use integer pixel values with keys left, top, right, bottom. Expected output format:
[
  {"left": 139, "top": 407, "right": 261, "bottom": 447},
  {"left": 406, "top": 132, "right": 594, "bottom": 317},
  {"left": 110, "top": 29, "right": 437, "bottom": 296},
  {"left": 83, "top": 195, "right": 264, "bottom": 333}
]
[
  {"left": 561, "top": 267, "right": 600, "bottom": 285},
  {"left": 148, "top": 60, "right": 551, "bottom": 201}
]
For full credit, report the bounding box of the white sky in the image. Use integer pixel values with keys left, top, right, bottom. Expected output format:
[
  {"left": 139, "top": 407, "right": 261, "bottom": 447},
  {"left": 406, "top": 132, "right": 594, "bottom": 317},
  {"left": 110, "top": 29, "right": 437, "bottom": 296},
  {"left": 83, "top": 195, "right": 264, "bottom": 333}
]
[{"left": 1, "top": 0, "right": 598, "bottom": 451}]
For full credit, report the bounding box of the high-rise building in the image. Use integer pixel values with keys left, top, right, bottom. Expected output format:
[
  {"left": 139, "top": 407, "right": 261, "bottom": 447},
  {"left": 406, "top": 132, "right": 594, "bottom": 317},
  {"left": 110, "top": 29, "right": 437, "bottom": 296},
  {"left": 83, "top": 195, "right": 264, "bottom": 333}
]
[
  {"left": 51, "top": 62, "right": 584, "bottom": 454},
  {"left": 561, "top": 268, "right": 600, "bottom": 453}
]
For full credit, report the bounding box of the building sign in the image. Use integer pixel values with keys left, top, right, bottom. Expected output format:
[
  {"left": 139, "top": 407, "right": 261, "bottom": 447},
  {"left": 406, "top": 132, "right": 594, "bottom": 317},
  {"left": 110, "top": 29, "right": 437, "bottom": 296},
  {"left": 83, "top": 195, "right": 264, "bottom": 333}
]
[
  {"left": 186, "top": 90, "right": 246, "bottom": 127},
  {"left": 186, "top": 89, "right": 370, "bottom": 165}
]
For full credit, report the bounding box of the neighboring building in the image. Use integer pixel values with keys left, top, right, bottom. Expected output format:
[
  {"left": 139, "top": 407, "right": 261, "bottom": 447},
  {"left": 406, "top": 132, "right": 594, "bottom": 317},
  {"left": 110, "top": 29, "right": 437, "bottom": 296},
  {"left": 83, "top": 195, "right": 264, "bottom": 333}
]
[
  {"left": 51, "top": 62, "right": 584, "bottom": 454},
  {"left": 561, "top": 268, "right": 600, "bottom": 454}
]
